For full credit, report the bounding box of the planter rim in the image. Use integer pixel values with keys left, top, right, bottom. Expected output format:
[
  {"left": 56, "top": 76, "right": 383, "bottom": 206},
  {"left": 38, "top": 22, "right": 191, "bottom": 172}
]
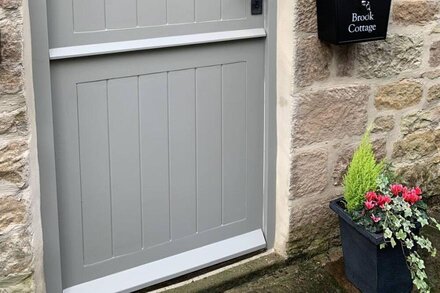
[{"left": 330, "top": 197, "right": 385, "bottom": 245}]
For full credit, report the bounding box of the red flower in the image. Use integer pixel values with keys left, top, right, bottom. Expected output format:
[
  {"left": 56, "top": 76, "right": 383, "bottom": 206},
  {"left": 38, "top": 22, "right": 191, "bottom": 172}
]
[
  {"left": 365, "top": 191, "right": 379, "bottom": 202},
  {"left": 390, "top": 184, "right": 404, "bottom": 196},
  {"left": 377, "top": 195, "right": 392, "bottom": 209},
  {"left": 414, "top": 186, "right": 422, "bottom": 196},
  {"left": 365, "top": 201, "right": 376, "bottom": 210},
  {"left": 403, "top": 188, "right": 422, "bottom": 205},
  {"left": 371, "top": 214, "right": 381, "bottom": 223}
]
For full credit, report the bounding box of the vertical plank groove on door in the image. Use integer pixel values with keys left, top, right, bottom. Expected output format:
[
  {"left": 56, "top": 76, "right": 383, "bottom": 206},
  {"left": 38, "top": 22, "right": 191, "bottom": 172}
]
[
  {"left": 137, "top": 76, "right": 144, "bottom": 248},
  {"left": 167, "top": 0, "right": 195, "bottom": 24},
  {"left": 222, "top": 62, "right": 247, "bottom": 224},
  {"left": 139, "top": 73, "right": 171, "bottom": 248},
  {"left": 196, "top": 66, "right": 222, "bottom": 232},
  {"left": 221, "top": 0, "right": 246, "bottom": 20},
  {"left": 108, "top": 77, "right": 142, "bottom": 256},
  {"left": 73, "top": 0, "right": 106, "bottom": 32},
  {"left": 77, "top": 81, "right": 113, "bottom": 265},
  {"left": 169, "top": 69, "right": 197, "bottom": 240},
  {"left": 137, "top": 0, "right": 167, "bottom": 27},
  {"left": 105, "top": 0, "right": 137, "bottom": 29},
  {"left": 105, "top": 80, "right": 114, "bottom": 257},
  {"left": 221, "top": 65, "right": 224, "bottom": 225},
  {"left": 167, "top": 72, "right": 172, "bottom": 241},
  {"left": 195, "top": 0, "right": 221, "bottom": 22},
  {"left": 194, "top": 69, "right": 198, "bottom": 234}
]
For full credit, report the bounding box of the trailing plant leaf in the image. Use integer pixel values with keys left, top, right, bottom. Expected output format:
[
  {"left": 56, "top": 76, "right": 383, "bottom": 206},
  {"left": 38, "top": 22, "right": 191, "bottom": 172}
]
[
  {"left": 356, "top": 184, "right": 440, "bottom": 293},
  {"left": 343, "top": 133, "right": 440, "bottom": 292},
  {"left": 343, "top": 129, "right": 384, "bottom": 212}
]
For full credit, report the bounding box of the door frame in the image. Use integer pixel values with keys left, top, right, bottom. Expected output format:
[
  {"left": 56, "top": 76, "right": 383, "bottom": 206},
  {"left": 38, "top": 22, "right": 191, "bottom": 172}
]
[{"left": 29, "top": 1, "right": 277, "bottom": 292}]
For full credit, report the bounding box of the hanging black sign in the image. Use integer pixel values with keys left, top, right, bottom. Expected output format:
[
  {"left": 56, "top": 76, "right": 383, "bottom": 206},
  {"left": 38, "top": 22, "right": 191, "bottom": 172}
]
[{"left": 316, "top": 0, "right": 392, "bottom": 44}]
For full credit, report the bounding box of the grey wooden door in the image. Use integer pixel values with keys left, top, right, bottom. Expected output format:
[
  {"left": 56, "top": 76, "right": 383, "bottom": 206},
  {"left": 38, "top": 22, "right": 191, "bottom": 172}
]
[{"left": 47, "top": 0, "right": 267, "bottom": 291}]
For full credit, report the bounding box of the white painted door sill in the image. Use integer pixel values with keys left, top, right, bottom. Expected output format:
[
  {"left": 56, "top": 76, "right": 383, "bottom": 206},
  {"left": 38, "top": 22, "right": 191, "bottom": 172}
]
[{"left": 63, "top": 229, "right": 266, "bottom": 293}]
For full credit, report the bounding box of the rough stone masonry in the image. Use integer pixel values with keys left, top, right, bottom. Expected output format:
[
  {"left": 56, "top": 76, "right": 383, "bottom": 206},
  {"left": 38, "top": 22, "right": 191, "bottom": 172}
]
[
  {"left": 0, "top": 0, "right": 38, "bottom": 292},
  {"left": 284, "top": 0, "right": 440, "bottom": 259}
]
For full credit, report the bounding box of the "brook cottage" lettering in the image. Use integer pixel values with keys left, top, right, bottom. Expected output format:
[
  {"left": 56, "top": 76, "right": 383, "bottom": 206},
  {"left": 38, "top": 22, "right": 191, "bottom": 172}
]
[{"left": 348, "top": 12, "right": 377, "bottom": 33}]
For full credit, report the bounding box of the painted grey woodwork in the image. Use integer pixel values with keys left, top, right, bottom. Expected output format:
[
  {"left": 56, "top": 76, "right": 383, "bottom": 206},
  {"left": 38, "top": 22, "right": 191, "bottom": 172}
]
[
  {"left": 105, "top": 0, "right": 137, "bottom": 29},
  {"left": 222, "top": 0, "right": 247, "bottom": 20},
  {"left": 32, "top": 0, "right": 276, "bottom": 291},
  {"left": 48, "top": 29, "right": 267, "bottom": 60},
  {"left": 196, "top": 66, "right": 223, "bottom": 232},
  {"left": 107, "top": 77, "right": 143, "bottom": 256},
  {"left": 168, "top": 69, "right": 198, "bottom": 240},
  {"left": 195, "top": 0, "right": 221, "bottom": 22},
  {"left": 167, "top": 0, "right": 195, "bottom": 24},
  {"left": 64, "top": 230, "right": 266, "bottom": 293},
  {"left": 222, "top": 63, "right": 247, "bottom": 224},
  {"left": 139, "top": 73, "right": 171, "bottom": 248},
  {"left": 138, "top": 0, "right": 167, "bottom": 27},
  {"left": 47, "top": 0, "right": 263, "bottom": 48},
  {"left": 77, "top": 81, "right": 113, "bottom": 265},
  {"left": 51, "top": 40, "right": 265, "bottom": 289}
]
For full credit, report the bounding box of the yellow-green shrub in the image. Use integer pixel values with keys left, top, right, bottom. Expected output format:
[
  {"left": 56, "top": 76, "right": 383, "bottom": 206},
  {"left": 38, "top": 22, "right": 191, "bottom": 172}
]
[{"left": 343, "top": 130, "right": 384, "bottom": 212}]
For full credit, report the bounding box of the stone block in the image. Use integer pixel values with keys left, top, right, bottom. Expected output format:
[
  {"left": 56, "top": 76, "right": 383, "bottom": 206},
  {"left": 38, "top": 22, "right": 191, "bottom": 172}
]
[
  {"left": 0, "top": 110, "right": 28, "bottom": 136},
  {"left": 393, "top": 1, "right": 439, "bottom": 25},
  {"left": 397, "top": 156, "right": 440, "bottom": 198},
  {"left": 428, "top": 84, "right": 440, "bottom": 102},
  {"left": 290, "top": 149, "right": 328, "bottom": 198},
  {"left": 422, "top": 70, "right": 440, "bottom": 79},
  {"left": 0, "top": 196, "right": 27, "bottom": 233},
  {"left": 287, "top": 193, "right": 341, "bottom": 258},
  {"left": 430, "top": 40, "right": 440, "bottom": 67},
  {"left": 393, "top": 130, "right": 440, "bottom": 162},
  {"left": 357, "top": 35, "right": 423, "bottom": 78},
  {"left": 293, "top": 86, "right": 370, "bottom": 147},
  {"left": 295, "top": 35, "right": 332, "bottom": 87},
  {"left": 0, "top": 141, "right": 29, "bottom": 187},
  {"left": 0, "top": 227, "right": 33, "bottom": 280},
  {"left": 0, "top": 68, "right": 23, "bottom": 95},
  {"left": 0, "top": 0, "right": 21, "bottom": 9},
  {"left": 401, "top": 105, "right": 440, "bottom": 135},
  {"left": 295, "top": 0, "right": 317, "bottom": 33},
  {"left": 372, "top": 115, "right": 395, "bottom": 133},
  {"left": 375, "top": 80, "right": 423, "bottom": 110}
]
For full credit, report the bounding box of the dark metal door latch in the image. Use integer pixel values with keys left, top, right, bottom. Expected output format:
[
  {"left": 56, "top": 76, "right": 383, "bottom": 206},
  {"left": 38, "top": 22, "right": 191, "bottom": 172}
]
[{"left": 251, "top": 0, "right": 263, "bottom": 15}]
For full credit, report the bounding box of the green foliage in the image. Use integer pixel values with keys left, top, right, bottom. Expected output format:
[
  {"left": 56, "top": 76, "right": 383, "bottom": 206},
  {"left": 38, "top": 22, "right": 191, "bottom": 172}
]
[
  {"left": 343, "top": 130, "right": 384, "bottom": 212},
  {"left": 377, "top": 162, "right": 398, "bottom": 195},
  {"left": 379, "top": 197, "right": 440, "bottom": 293},
  {"left": 351, "top": 162, "right": 440, "bottom": 292}
]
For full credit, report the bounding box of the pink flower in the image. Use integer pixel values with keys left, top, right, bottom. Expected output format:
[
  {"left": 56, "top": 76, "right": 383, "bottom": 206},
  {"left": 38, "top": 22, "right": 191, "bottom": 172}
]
[
  {"left": 365, "top": 191, "right": 378, "bottom": 202},
  {"left": 414, "top": 186, "right": 422, "bottom": 196},
  {"left": 371, "top": 214, "right": 381, "bottom": 223},
  {"left": 377, "top": 195, "right": 392, "bottom": 209},
  {"left": 365, "top": 201, "right": 376, "bottom": 210},
  {"left": 390, "top": 184, "right": 404, "bottom": 196}
]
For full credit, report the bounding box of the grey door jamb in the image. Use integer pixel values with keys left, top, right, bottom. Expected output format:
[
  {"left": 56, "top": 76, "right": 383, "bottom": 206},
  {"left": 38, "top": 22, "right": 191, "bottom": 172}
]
[
  {"left": 28, "top": 0, "right": 277, "bottom": 291},
  {"left": 263, "top": 0, "right": 277, "bottom": 249},
  {"left": 28, "top": 0, "right": 64, "bottom": 292}
]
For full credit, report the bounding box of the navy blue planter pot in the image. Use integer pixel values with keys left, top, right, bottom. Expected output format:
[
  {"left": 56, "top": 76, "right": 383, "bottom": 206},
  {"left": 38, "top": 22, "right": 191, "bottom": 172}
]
[{"left": 330, "top": 198, "right": 413, "bottom": 293}]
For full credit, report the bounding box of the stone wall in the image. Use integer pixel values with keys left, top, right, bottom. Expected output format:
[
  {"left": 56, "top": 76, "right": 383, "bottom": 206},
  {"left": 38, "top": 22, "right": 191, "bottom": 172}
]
[
  {"left": 0, "top": 0, "right": 39, "bottom": 291},
  {"left": 285, "top": 0, "right": 440, "bottom": 259}
]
